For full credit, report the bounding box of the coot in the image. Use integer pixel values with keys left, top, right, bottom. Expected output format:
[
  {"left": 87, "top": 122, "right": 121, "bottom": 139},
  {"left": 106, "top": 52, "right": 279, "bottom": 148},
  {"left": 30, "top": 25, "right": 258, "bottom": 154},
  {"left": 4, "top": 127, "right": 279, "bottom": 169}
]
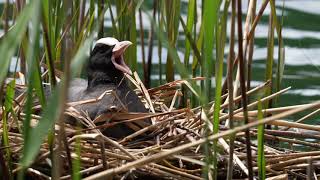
[{"left": 68, "top": 37, "right": 149, "bottom": 138}]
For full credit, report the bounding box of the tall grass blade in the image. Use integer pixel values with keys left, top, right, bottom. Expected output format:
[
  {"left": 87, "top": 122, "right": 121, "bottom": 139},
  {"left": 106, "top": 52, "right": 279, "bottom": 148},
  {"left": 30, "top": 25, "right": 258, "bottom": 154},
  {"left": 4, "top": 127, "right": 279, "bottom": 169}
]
[
  {"left": 54, "top": 0, "right": 65, "bottom": 69},
  {"left": 156, "top": 1, "right": 163, "bottom": 85},
  {"left": 257, "top": 100, "right": 266, "bottom": 180},
  {"left": 154, "top": 23, "right": 188, "bottom": 80},
  {"left": 203, "top": 0, "right": 219, "bottom": 100},
  {"left": 2, "top": 0, "right": 9, "bottom": 33},
  {"left": 78, "top": 0, "right": 86, "bottom": 31},
  {"left": 20, "top": 0, "right": 44, "bottom": 169},
  {"left": 183, "top": 0, "right": 196, "bottom": 67},
  {"left": 202, "top": 0, "right": 221, "bottom": 178},
  {"left": 72, "top": 134, "right": 81, "bottom": 180},
  {"left": 20, "top": 35, "right": 95, "bottom": 167},
  {"left": 2, "top": 80, "right": 15, "bottom": 178},
  {"left": 138, "top": 9, "right": 146, "bottom": 84},
  {"left": 0, "top": 2, "right": 36, "bottom": 88},
  {"left": 265, "top": 11, "right": 275, "bottom": 108},
  {"left": 127, "top": 2, "right": 137, "bottom": 72},
  {"left": 276, "top": 1, "right": 286, "bottom": 103},
  {"left": 145, "top": 1, "right": 157, "bottom": 88},
  {"left": 165, "top": 0, "right": 180, "bottom": 82},
  {"left": 179, "top": 16, "right": 202, "bottom": 73},
  {"left": 246, "top": 0, "right": 256, "bottom": 90},
  {"left": 42, "top": 0, "right": 57, "bottom": 87},
  {"left": 236, "top": 0, "right": 254, "bottom": 179},
  {"left": 226, "top": 0, "right": 236, "bottom": 179},
  {"left": 143, "top": 5, "right": 204, "bottom": 104},
  {"left": 192, "top": 16, "right": 203, "bottom": 73},
  {"left": 98, "top": 0, "right": 104, "bottom": 38},
  {"left": 179, "top": 15, "right": 202, "bottom": 106},
  {"left": 212, "top": 0, "right": 228, "bottom": 178},
  {"left": 191, "top": 15, "right": 204, "bottom": 107},
  {"left": 107, "top": 1, "right": 118, "bottom": 37},
  {"left": 116, "top": 0, "right": 138, "bottom": 72},
  {"left": 269, "top": 0, "right": 285, "bottom": 105}
]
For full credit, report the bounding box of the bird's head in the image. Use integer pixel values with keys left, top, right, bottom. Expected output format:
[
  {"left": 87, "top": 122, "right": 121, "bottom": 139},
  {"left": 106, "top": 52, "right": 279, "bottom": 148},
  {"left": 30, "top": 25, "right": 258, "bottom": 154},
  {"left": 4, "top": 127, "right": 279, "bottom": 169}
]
[{"left": 87, "top": 37, "right": 132, "bottom": 86}]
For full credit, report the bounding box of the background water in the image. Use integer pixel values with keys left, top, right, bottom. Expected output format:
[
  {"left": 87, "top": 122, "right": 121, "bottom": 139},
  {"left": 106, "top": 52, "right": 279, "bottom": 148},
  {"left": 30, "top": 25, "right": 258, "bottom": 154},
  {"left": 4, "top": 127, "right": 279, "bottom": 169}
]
[
  {"left": 136, "top": 0, "right": 320, "bottom": 123},
  {"left": 2, "top": 0, "right": 320, "bottom": 122}
]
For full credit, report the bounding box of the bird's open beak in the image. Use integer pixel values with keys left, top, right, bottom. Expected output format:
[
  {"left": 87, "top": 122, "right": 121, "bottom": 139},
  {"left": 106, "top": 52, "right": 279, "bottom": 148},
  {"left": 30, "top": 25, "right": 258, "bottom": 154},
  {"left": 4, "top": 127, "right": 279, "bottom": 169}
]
[{"left": 111, "top": 41, "right": 133, "bottom": 75}]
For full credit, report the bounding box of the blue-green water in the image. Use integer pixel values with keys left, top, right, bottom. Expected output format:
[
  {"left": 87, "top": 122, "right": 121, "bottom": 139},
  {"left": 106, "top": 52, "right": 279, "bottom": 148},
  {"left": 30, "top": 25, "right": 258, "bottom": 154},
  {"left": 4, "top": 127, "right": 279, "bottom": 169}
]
[{"left": 135, "top": 0, "right": 320, "bottom": 123}]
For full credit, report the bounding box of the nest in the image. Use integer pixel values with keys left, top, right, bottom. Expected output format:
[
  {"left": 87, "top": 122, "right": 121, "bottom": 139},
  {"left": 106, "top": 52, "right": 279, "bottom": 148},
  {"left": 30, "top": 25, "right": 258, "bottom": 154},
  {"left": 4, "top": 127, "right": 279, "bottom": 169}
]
[{"left": 1, "top": 73, "right": 320, "bottom": 180}]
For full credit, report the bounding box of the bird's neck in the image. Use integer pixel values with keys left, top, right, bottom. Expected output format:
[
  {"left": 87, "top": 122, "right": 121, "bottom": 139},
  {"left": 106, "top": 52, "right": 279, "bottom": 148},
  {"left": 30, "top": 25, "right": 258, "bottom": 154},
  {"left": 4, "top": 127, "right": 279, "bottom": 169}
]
[{"left": 87, "top": 71, "right": 127, "bottom": 89}]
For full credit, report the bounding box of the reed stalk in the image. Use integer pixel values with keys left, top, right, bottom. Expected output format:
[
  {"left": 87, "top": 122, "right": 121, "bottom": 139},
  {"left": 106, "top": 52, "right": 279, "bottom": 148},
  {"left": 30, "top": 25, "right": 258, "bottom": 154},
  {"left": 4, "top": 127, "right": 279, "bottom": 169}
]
[{"left": 0, "top": 1, "right": 317, "bottom": 179}]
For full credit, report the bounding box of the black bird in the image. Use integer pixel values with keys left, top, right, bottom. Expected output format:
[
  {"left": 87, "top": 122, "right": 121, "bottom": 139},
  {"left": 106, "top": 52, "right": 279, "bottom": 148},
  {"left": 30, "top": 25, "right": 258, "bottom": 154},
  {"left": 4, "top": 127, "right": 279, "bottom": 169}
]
[{"left": 68, "top": 37, "right": 149, "bottom": 138}]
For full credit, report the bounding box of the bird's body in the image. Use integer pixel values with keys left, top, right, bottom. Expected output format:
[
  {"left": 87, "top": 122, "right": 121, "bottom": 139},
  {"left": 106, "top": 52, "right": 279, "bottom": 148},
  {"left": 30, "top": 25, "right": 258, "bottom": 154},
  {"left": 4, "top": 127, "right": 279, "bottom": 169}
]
[
  {"left": 68, "top": 78, "right": 148, "bottom": 119},
  {"left": 68, "top": 78, "right": 148, "bottom": 138},
  {"left": 67, "top": 37, "right": 150, "bottom": 138}
]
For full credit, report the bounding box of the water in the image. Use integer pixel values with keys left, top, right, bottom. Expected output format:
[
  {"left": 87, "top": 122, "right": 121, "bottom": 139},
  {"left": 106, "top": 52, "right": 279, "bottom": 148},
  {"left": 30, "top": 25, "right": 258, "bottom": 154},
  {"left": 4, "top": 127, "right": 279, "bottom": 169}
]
[
  {"left": 134, "top": 0, "right": 320, "bottom": 124},
  {"left": 4, "top": 0, "right": 320, "bottom": 123}
]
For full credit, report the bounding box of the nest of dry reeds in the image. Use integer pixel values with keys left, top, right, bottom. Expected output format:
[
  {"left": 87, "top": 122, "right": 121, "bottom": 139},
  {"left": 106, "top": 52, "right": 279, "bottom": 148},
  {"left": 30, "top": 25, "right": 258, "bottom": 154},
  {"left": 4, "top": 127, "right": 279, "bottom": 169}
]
[{"left": 1, "top": 73, "right": 320, "bottom": 180}]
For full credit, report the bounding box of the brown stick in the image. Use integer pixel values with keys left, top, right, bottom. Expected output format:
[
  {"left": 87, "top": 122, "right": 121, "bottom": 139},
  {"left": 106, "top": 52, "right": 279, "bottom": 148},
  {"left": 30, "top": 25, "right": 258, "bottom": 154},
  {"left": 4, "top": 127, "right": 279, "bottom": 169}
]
[{"left": 83, "top": 100, "right": 320, "bottom": 180}]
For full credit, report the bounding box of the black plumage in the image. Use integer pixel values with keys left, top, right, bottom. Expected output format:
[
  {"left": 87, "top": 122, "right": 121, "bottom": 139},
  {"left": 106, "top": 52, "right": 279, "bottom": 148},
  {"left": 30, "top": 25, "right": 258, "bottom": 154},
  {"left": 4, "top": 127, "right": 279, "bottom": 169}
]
[{"left": 68, "top": 38, "right": 149, "bottom": 138}]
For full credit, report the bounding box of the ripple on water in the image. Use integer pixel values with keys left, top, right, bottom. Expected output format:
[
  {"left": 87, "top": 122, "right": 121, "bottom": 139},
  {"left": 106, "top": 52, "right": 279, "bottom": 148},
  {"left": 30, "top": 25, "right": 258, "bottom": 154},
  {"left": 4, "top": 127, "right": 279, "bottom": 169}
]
[{"left": 287, "top": 89, "right": 320, "bottom": 97}]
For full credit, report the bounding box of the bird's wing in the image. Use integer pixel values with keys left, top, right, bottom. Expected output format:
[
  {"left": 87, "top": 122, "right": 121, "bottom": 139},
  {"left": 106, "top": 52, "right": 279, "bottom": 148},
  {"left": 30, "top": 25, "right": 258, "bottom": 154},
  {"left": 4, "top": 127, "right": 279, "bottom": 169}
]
[{"left": 68, "top": 78, "right": 88, "bottom": 102}]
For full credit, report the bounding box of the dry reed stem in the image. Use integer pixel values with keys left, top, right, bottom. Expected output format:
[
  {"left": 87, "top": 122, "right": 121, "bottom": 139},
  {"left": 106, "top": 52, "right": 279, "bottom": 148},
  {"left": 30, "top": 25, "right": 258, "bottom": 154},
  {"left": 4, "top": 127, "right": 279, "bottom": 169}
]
[
  {"left": 265, "top": 174, "right": 288, "bottom": 180},
  {"left": 266, "top": 155, "right": 320, "bottom": 171},
  {"left": 258, "top": 129, "right": 320, "bottom": 140},
  {"left": 266, "top": 120, "right": 320, "bottom": 132},
  {"left": 265, "top": 151, "right": 320, "bottom": 164},
  {"left": 281, "top": 108, "right": 320, "bottom": 131},
  {"left": 218, "top": 138, "right": 249, "bottom": 176},
  {"left": 261, "top": 133, "right": 320, "bottom": 148},
  {"left": 243, "top": 103, "right": 318, "bottom": 116},
  {"left": 216, "top": 87, "right": 290, "bottom": 123},
  {"left": 84, "top": 101, "right": 320, "bottom": 179},
  {"left": 2, "top": 71, "right": 319, "bottom": 179}
]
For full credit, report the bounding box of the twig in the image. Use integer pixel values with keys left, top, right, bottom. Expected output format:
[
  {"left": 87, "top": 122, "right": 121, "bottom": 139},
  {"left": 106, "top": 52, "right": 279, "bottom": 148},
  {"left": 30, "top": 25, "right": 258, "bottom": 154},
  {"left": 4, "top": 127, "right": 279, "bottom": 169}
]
[{"left": 83, "top": 101, "right": 320, "bottom": 179}]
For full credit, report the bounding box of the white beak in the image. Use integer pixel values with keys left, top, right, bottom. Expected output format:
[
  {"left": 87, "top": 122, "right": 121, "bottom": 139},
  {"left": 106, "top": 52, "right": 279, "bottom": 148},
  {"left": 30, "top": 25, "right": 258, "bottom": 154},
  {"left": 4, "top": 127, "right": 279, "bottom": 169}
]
[{"left": 111, "top": 41, "right": 133, "bottom": 75}]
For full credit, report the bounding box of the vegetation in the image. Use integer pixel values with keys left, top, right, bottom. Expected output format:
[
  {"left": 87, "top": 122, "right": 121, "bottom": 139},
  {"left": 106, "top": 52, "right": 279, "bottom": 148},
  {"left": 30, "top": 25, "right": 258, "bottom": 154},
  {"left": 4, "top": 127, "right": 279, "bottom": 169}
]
[{"left": 0, "top": 0, "right": 319, "bottom": 179}]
